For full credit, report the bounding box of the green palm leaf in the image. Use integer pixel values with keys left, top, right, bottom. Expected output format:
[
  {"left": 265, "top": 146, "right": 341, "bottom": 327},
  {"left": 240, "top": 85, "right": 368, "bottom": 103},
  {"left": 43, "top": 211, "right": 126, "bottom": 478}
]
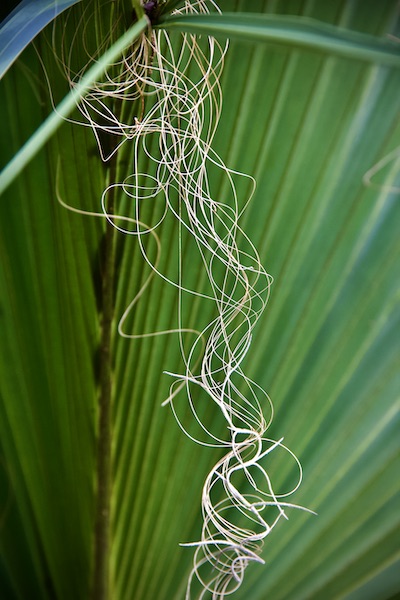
[{"left": 0, "top": 0, "right": 399, "bottom": 599}]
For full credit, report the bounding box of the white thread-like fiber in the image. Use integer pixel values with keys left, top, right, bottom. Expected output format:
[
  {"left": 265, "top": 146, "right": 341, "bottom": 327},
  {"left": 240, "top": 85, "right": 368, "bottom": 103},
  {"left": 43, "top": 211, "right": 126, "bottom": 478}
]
[{"left": 55, "top": 1, "right": 313, "bottom": 597}]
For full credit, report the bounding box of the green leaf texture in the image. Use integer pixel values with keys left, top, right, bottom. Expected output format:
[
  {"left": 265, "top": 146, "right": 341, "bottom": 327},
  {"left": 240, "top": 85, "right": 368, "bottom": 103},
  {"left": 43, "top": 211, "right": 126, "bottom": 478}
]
[
  {"left": 160, "top": 13, "right": 400, "bottom": 67},
  {"left": 0, "top": 0, "right": 399, "bottom": 599}
]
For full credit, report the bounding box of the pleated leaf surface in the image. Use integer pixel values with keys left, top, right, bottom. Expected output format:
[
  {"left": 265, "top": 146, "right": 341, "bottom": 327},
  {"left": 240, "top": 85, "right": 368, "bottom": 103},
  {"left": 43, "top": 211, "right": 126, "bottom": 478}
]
[{"left": 0, "top": 0, "right": 399, "bottom": 599}]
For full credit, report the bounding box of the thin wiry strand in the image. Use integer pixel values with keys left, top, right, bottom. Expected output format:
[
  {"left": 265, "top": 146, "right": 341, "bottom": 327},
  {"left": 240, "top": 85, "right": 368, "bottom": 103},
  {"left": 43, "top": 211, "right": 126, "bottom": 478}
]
[
  {"left": 54, "top": 1, "right": 311, "bottom": 597},
  {"left": 363, "top": 146, "right": 400, "bottom": 193}
]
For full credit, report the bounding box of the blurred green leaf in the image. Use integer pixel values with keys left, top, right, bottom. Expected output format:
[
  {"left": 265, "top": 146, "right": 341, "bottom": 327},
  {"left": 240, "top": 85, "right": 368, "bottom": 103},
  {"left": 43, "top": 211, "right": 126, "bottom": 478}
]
[{"left": 0, "top": 0, "right": 83, "bottom": 79}]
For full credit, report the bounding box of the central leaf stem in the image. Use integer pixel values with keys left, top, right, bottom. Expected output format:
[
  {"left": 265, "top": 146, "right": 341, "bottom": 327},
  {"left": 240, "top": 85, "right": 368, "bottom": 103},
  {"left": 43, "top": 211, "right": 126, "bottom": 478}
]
[{"left": 92, "top": 165, "right": 117, "bottom": 600}]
